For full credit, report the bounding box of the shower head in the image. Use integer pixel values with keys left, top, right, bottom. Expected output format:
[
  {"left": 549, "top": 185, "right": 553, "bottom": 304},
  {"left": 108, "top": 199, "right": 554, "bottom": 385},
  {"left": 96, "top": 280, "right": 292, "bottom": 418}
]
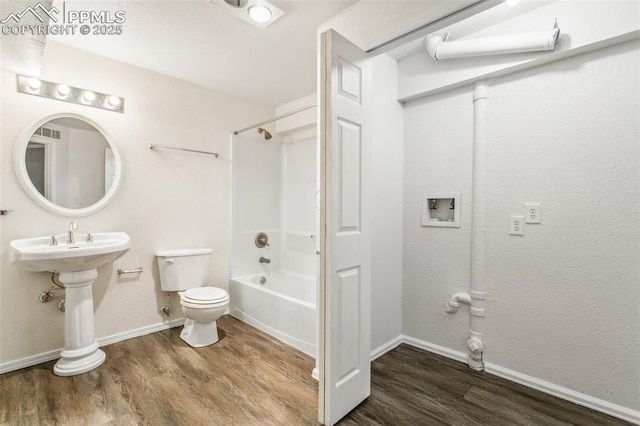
[{"left": 258, "top": 127, "right": 272, "bottom": 140}]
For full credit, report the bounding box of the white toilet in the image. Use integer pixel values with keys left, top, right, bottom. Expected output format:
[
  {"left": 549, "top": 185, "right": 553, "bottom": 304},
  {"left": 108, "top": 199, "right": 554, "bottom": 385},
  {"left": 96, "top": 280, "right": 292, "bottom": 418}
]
[{"left": 156, "top": 248, "right": 229, "bottom": 347}]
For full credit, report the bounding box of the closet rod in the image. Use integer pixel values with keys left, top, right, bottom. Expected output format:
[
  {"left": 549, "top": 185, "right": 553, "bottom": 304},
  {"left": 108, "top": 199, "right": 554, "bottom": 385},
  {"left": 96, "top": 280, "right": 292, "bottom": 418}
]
[
  {"left": 149, "top": 143, "right": 220, "bottom": 158},
  {"left": 365, "top": 0, "right": 494, "bottom": 53},
  {"left": 233, "top": 103, "right": 317, "bottom": 135}
]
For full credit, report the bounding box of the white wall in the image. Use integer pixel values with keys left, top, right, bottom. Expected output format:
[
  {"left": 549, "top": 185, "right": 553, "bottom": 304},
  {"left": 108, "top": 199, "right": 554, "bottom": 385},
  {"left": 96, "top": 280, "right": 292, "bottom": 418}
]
[
  {"left": 402, "top": 85, "right": 474, "bottom": 351},
  {"left": 402, "top": 39, "right": 639, "bottom": 412},
  {"left": 370, "top": 55, "right": 404, "bottom": 351},
  {"left": 0, "top": 41, "right": 272, "bottom": 366}
]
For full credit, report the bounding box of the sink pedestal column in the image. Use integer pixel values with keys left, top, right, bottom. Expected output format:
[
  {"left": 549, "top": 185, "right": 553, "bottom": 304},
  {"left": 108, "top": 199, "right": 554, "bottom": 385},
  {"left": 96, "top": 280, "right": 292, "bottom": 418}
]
[{"left": 53, "top": 269, "right": 105, "bottom": 376}]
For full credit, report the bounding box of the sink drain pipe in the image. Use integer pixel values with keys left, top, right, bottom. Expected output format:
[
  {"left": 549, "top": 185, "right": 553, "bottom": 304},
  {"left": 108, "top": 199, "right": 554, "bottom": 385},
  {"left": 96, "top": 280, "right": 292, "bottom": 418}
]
[{"left": 446, "top": 81, "right": 489, "bottom": 371}]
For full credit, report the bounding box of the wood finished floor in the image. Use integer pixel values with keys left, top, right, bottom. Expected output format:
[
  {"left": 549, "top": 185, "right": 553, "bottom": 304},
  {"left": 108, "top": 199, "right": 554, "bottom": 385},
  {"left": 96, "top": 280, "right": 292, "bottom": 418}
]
[
  {"left": 340, "top": 344, "right": 632, "bottom": 426},
  {"left": 0, "top": 316, "right": 317, "bottom": 425},
  {"left": 1, "top": 321, "right": 632, "bottom": 426}
]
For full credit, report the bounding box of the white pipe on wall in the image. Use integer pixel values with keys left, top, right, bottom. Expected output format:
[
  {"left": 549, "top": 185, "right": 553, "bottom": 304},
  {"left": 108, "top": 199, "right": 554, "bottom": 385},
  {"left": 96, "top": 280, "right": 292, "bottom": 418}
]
[
  {"left": 446, "top": 82, "right": 490, "bottom": 371},
  {"left": 425, "top": 20, "right": 560, "bottom": 60},
  {"left": 445, "top": 292, "right": 472, "bottom": 313},
  {"left": 467, "top": 81, "right": 489, "bottom": 372}
]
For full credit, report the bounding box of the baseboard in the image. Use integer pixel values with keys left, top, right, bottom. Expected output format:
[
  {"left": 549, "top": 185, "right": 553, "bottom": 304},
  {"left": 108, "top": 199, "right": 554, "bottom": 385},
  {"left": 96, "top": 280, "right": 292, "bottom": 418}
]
[
  {"left": 401, "top": 334, "right": 468, "bottom": 364},
  {"left": 0, "top": 349, "right": 61, "bottom": 375},
  {"left": 391, "top": 335, "right": 639, "bottom": 425},
  {"left": 370, "top": 335, "right": 404, "bottom": 361},
  {"left": 0, "top": 318, "right": 185, "bottom": 375},
  {"left": 485, "top": 362, "right": 640, "bottom": 425}
]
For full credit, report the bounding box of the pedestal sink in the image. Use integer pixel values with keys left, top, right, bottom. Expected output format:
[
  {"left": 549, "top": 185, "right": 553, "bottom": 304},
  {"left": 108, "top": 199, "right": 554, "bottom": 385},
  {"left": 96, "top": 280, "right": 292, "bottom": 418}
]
[{"left": 9, "top": 232, "right": 131, "bottom": 376}]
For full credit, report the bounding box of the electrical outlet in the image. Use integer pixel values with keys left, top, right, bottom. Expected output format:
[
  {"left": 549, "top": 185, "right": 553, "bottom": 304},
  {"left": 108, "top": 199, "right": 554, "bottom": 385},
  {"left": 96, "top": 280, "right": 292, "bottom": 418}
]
[
  {"left": 510, "top": 215, "right": 525, "bottom": 235},
  {"left": 526, "top": 203, "right": 541, "bottom": 223}
]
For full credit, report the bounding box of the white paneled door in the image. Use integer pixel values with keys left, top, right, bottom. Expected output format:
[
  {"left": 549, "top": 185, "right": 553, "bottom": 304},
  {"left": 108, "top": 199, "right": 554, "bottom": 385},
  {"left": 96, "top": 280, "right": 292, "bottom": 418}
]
[{"left": 319, "top": 29, "right": 372, "bottom": 426}]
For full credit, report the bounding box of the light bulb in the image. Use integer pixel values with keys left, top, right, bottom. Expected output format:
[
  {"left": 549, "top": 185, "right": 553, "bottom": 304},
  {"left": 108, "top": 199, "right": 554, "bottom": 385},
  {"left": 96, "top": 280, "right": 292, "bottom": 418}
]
[
  {"left": 57, "top": 84, "right": 70, "bottom": 97},
  {"left": 27, "top": 78, "right": 41, "bottom": 90},
  {"left": 107, "top": 95, "right": 121, "bottom": 107},
  {"left": 248, "top": 4, "right": 271, "bottom": 23},
  {"left": 83, "top": 91, "right": 96, "bottom": 102}
]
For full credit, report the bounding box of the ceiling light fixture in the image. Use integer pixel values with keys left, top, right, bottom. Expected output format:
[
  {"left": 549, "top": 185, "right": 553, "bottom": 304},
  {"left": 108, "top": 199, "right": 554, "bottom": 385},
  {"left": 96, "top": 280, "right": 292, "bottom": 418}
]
[
  {"left": 208, "top": 0, "right": 283, "bottom": 28},
  {"left": 247, "top": 4, "right": 271, "bottom": 23},
  {"left": 16, "top": 75, "right": 124, "bottom": 113}
]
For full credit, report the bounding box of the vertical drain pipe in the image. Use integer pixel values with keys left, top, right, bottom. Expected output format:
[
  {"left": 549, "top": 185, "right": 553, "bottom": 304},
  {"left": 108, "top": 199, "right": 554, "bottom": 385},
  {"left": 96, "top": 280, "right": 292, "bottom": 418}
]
[{"left": 468, "top": 81, "right": 489, "bottom": 371}]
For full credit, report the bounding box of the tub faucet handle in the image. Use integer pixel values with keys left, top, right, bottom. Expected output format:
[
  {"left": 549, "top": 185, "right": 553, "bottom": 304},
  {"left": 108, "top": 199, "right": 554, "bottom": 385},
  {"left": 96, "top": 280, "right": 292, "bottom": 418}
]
[
  {"left": 255, "top": 232, "right": 270, "bottom": 248},
  {"left": 259, "top": 257, "right": 271, "bottom": 264}
]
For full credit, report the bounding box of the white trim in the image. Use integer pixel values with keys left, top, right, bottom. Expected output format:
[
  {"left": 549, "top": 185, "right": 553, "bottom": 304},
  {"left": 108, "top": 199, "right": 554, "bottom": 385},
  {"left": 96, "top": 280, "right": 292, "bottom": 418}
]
[
  {"left": 0, "top": 318, "right": 184, "bottom": 375},
  {"left": 401, "top": 335, "right": 468, "bottom": 363},
  {"left": 230, "top": 309, "right": 315, "bottom": 357},
  {"left": 370, "top": 335, "right": 404, "bottom": 361},
  {"left": 0, "top": 349, "right": 61, "bottom": 374},
  {"left": 370, "top": 335, "right": 640, "bottom": 425},
  {"left": 485, "top": 362, "right": 640, "bottom": 425}
]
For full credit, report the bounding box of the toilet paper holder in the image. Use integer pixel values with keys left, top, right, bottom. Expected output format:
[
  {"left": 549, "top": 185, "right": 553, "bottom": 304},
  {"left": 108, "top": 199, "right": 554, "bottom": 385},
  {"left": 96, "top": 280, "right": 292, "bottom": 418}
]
[{"left": 117, "top": 267, "right": 143, "bottom": 275}]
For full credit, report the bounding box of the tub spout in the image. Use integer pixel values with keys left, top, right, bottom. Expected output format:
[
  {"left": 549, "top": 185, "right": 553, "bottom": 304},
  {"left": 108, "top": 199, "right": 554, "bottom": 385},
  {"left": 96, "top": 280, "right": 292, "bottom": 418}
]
[{"left": 259, "top": 257, "right": 271, "bottom": 264}]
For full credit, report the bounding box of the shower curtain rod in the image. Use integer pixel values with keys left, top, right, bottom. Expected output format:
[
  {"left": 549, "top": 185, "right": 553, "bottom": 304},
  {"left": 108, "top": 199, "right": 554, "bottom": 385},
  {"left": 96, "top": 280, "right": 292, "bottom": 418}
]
[{"left": 233, "top": 103, "right": 317, "bottom": 135}]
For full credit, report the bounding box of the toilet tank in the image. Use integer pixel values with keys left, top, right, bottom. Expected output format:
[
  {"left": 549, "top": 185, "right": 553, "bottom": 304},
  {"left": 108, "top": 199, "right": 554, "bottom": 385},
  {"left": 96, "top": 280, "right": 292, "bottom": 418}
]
[{"left": 155, "top": 248, "right": 213, "bottom": 292}]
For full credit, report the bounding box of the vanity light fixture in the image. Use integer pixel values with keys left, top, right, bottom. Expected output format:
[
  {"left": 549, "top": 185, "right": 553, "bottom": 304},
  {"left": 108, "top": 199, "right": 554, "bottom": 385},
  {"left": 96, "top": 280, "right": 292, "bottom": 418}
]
[
  {"left": 106, "top": 95, "right": 121, "bottom": 107},
  {"left": 27, "top": 78, "right": 42, "bottom": 91},
  {"left": 208, "top": 0, "right": 283, "bottom": 29},
  {"left": 17, "top": 75, "right": 124, "bottom": 113},
  {"left": 83, "top": 90, "right": 96, "bottom": 102},
  {"left": 57, "top": 84, "right": 71, "bottom": 97}
]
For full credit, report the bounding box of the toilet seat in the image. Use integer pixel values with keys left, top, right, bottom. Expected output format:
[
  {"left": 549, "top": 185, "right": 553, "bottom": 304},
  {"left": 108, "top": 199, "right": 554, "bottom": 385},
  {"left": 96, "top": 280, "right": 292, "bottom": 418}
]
[{"left": 180, "top": 287, "right": 229, "bottom": 308}]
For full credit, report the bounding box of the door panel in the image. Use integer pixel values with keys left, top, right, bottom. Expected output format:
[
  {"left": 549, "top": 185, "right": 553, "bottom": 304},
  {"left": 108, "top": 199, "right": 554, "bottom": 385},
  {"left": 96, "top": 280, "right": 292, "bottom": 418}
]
[{"left": 319, "top": 29, "right": 372, "bottom": 426}]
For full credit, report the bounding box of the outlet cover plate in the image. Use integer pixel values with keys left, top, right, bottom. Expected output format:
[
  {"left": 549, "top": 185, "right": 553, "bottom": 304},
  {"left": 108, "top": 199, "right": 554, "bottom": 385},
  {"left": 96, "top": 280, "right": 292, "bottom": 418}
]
[
  {"left": 526, "top": 203, "right": 541, "bottom": 223},
  {"left": 510, "top": 215, "right": 525, "bottom": 235}
]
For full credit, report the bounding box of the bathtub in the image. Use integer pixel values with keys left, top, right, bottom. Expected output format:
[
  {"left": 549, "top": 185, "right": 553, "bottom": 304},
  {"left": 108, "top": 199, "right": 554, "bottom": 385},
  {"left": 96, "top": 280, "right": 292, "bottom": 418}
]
[{"left": 229, "top": 270, "right": 316, "bottom": 357}]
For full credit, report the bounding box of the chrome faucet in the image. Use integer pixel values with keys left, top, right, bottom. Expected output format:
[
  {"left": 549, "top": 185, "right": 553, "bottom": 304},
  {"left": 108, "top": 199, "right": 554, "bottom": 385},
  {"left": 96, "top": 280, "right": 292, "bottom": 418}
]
[
  {"left": 259, "top": 257, "right": 271, "bottom": 264},
  {"left": 67, "top": 222, "right": 78, "bottom": 244}
]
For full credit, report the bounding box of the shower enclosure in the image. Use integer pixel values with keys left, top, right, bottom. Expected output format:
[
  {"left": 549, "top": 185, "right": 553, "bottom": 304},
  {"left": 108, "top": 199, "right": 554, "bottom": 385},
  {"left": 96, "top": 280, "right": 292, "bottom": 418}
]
[{"left": 229, "top": 125, "right": 318, "bottom": 357}]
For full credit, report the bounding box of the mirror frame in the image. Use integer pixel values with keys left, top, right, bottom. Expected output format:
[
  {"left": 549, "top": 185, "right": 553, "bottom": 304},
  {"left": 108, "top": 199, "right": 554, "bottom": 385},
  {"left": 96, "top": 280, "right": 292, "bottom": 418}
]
[{"left": 14, "top": 113, "right": 123, "bottom": 217}]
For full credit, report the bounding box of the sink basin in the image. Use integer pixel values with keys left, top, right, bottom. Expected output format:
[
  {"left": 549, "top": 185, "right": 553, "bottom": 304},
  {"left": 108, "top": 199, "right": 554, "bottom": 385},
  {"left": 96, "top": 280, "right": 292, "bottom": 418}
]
[{"left": 9, "top": 232, "right": 131, "bottom": 273}]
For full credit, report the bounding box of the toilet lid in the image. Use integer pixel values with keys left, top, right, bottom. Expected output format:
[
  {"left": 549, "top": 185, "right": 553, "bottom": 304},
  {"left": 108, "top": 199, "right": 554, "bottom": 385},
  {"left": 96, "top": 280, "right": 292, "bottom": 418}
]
[{"left": 182, "top": 287, "right": 228, "bottom": 303}]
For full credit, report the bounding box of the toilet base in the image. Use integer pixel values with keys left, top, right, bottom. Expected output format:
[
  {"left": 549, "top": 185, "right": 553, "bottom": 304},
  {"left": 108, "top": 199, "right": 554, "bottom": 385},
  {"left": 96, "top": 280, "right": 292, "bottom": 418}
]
[{"left": 180, "top": 319, "right": 220, "bottom": 347}]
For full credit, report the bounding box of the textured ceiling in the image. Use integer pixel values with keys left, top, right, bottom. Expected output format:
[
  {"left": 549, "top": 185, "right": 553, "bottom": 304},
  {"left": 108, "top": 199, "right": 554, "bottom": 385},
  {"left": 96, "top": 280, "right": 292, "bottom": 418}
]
[
  {"left": 0, "top": 0, "right": 52, "bottom": 75},
  {"left": 48, "top": 0, "right": 354, "bottom": 107}
]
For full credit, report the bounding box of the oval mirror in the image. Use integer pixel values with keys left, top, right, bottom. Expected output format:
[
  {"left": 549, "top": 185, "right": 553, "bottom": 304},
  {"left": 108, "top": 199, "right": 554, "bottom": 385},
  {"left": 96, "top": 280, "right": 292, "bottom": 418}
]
[{"left": 14, "top": 113, "right": 122, "bottom": 217}]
